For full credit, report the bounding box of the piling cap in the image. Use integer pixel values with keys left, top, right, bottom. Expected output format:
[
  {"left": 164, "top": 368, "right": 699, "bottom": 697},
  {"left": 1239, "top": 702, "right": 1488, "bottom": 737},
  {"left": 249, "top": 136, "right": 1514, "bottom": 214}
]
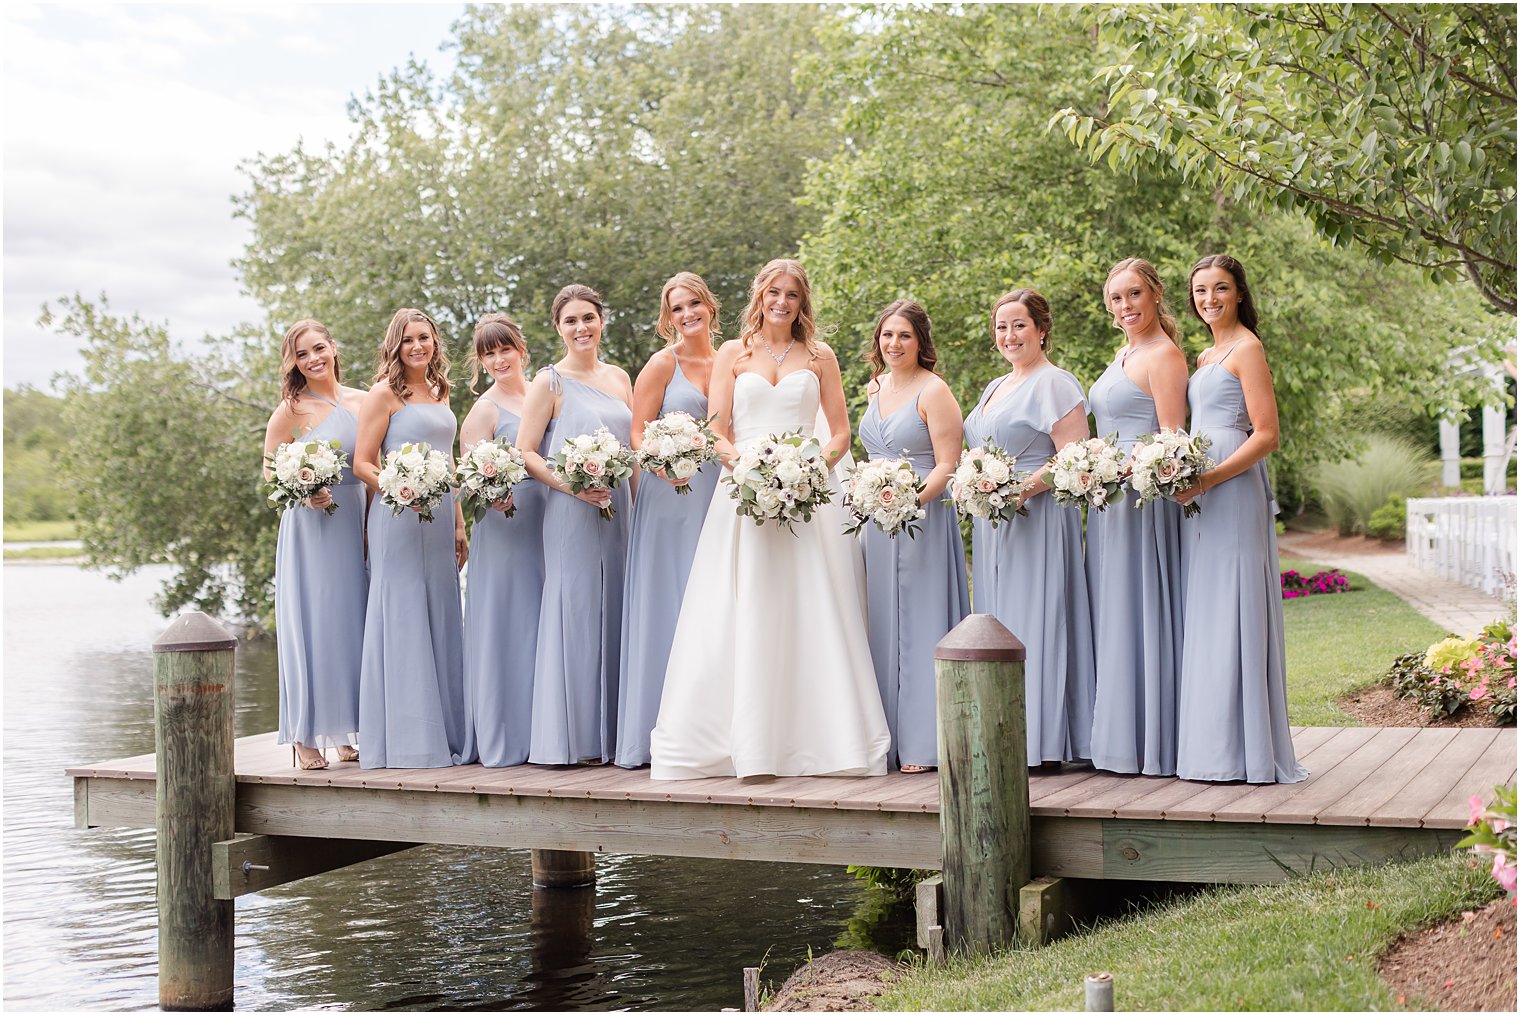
[
  {"left": 153, "top": 611, "right": 237, "bottom": 653},
  {"left": 934, "top": 614, "right": 1026, "bottom": 662}
]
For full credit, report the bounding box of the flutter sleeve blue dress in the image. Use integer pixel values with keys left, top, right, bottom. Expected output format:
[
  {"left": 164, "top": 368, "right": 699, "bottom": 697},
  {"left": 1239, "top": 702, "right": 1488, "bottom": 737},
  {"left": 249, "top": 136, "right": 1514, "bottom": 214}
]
[
  {"left": 359, "top": 402, "right": 470, "bottom": 769},
  {"left": 462, "top": 399, "right": 547, "bottom": 767},
  {"left": 615, "top": 352, "right": 720, "bottom": 768},
  {"left": 275, "top": 393, "right": 366, "bottom": 752},
  {"left": 859, "top": 382, "right": 970, "bottom": 770},
  {"left": 1085, "top": 356, "right": 1185, "bottom": 776},
  {"left": 529, "top": 368, "right": 633, "bottom": 765},
  {"left": 1176, "top": 352, "right": 1306, "bottom": 783},
  {"left": 964, "top": 367, "right": 1096, "bottom": 765}
]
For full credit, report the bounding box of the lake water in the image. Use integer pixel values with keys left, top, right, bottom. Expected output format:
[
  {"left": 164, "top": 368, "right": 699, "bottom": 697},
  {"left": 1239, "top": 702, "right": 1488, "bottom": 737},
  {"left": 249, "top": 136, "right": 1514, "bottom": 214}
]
[{"left": 2, "top": 562, "right": 912, "bottom": 1010}]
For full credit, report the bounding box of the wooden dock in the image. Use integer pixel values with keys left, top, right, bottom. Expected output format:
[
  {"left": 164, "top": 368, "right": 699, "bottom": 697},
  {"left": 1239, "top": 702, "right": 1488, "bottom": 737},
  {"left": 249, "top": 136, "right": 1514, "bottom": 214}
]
[{"left": 72, "top": 724, "right": 1514, "bottom": 886}]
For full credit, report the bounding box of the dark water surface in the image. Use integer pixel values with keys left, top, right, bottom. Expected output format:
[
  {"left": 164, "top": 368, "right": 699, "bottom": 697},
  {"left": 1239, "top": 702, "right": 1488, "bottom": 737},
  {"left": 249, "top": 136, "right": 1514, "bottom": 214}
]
[{"left": 2, "top": 562, "right": 912, "bottom": 1010}]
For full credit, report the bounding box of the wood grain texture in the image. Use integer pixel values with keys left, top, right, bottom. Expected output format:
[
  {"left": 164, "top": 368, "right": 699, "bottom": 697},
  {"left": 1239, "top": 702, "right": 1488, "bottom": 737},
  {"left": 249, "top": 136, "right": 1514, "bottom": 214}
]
[{"left": 211, "top": 834, "right": 414, "bottom": 899}]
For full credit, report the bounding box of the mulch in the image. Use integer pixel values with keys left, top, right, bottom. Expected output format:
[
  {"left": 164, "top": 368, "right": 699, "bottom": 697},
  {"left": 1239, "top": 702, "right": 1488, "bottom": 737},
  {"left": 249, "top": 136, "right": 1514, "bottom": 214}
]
[
  {"left": 761, "top": 951, "right": 900, "bottom": 1012},
  {"left": 1381, "top": 896, "right": 1517, "bottom": 1012},
  {"left": 1338, "top": 683, "right": 1504, "bottom": 729},
  {"left": 1279, "top": 529, "right": 1404, "bottom": 559}
]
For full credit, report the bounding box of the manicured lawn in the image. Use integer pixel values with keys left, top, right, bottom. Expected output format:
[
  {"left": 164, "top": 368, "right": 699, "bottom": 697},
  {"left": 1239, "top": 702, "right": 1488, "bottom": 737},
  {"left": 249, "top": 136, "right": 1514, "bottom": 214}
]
[
  {"left": 1280, "top": 555, "right": 1446, "bottom": 726},
  {"left": 2, "top": 544, "right": 86, "bottom": 561},
  {"left": 877, "top": 853, "right": 1499, "bottom": 1012},
  {"left": 2, "top": 519, "right": 78, "bottom": 542}
]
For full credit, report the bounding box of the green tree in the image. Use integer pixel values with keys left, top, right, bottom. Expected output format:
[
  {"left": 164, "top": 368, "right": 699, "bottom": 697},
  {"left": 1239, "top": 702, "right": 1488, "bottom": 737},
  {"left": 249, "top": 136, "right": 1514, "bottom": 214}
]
[
  {"left": 1051, "top": 3, "right": 1517, "bottom": 314},
  {"left": 3, "top": 385, "right": 72, "bottom": 523}
]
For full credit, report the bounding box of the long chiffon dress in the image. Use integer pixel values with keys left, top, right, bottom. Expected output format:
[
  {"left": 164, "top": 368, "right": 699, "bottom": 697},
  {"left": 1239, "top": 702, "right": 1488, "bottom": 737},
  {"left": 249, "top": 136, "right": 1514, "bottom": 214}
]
[
  {"left": 615, "top": 353, "right": 720, "bottom": 768},
  {"left": 964, "top": 368, "right": 1097, "bottom": 765},
  {"left": 275, "top": 393, "right": 366, "bottom": 752},
  {"left": 650, "top": 369, "right": 891, "bottom": 779},
  {"left": 359, "top": 402, "right": 470, "bottom": 769},
  {"left": 1176, "top": 352, "right": 1306, "bottom": 783},
  {"left": 1086, "top": 355, "right": 1185, "bottom": 776},
  {"left": 528, "top": 368, "right": 633, "bottom": 765},
  {"left": 462, "top": 398, "right": 547, "bottom": 767},
  {"left": 859, "top": 384, "right": 969, "bottom": 770}
]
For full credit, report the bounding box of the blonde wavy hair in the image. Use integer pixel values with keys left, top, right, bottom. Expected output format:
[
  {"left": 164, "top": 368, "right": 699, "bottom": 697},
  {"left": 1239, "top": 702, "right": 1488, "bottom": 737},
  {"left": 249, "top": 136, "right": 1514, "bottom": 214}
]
[
  {"left": 737, "top": 258, "right": 820, "bottom": 369},
  {"left": 375, "top": 308, "right": 451, "bottom": 402},
  {"left": 279, "top": 319, "right": 340, "bottom": 406},
  {"left": 656, "top": 272, "right": 722, "bottom": 347},
  {"left": 1104, "top": 257, "right": 1179, "bottom": 345}
]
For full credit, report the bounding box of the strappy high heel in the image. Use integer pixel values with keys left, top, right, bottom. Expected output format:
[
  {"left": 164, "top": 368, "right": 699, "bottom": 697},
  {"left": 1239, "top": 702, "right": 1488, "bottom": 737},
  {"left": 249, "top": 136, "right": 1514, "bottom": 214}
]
[{"left": 291, "top": 743, "right": 328, "bottom": 770}]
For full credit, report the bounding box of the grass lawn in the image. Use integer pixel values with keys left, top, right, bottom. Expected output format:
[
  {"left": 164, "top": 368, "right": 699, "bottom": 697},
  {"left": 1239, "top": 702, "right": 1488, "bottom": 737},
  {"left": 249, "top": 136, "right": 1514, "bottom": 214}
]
[
  {"left": 877, "top": 853, "right": 1499, "bottom": 1012},
  {"left": 3, "top": 544, "right": 86, "bottom": 561},
  {"left": 2, "top": 519, "right": 78, "bottom": 542},
  {"left": 1280, "top": 555, "right": 1447, "bottom": 726}
]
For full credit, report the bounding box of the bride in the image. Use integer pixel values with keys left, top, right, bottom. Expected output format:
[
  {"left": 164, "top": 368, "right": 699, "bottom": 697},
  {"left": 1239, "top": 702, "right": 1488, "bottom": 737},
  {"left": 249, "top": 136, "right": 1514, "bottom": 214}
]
[{"left": 650, "top": 259, "right": 891, "bottom": 780}]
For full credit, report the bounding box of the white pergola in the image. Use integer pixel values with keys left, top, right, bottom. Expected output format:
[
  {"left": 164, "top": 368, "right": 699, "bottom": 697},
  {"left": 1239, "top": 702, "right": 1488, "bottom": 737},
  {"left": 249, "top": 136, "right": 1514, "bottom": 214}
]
[{"left": 1436, "top": 348, "right": 1516, "bottom": 494}]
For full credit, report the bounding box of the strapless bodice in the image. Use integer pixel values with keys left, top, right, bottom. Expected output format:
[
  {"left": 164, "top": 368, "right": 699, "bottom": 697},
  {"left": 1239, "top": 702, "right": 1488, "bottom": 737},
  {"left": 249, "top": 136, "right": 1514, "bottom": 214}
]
[{"left": 731, "top": 370, "right": 819, "bottom": 451}]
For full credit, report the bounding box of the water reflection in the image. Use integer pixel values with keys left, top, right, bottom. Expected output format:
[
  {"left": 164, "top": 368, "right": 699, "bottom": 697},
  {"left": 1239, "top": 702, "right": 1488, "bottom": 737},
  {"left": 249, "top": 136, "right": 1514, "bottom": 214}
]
[{"left": 3, "top": 563, "right": 912, "bottom": 1010}]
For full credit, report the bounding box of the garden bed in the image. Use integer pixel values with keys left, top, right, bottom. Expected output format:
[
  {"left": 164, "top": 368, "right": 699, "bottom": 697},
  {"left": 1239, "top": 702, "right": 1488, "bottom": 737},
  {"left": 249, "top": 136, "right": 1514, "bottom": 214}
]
[
  {"left": 1339, "top": 684, "right": 1506, "bottom": 729},
  {"left": 1379, "top": 897, "right": 1516, "bottom": 1012}
]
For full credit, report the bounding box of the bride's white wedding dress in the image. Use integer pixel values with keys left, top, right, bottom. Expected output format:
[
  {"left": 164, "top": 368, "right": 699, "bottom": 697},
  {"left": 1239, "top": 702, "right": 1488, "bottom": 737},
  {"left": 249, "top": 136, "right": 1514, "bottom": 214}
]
[{"left": 650, "top": 368, "right": 891, "bottom": 780}]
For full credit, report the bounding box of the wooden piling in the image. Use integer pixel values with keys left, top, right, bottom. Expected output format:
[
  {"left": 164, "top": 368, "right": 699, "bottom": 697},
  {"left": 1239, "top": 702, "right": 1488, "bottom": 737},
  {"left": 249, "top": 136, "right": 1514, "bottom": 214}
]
[
  {"left": 530, "top": 848, "right": 596, "bottom": 887},
  {"left": 742, "top": 966, "right": 760, "bottom": 1012},
  {"left": 934, "top": 614, "right": 1028, "bottom": 956},
  {"left": 153, "top": 612, "right": 237, "bottom": 1011}
]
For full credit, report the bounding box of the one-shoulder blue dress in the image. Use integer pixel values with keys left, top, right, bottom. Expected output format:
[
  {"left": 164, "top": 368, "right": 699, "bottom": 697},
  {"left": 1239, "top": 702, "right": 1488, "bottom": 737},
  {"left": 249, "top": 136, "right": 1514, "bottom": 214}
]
[
  {"left": 529, "top": 368, "right": 633, "bottom": 765},
  {"left": 615, "top": 352, "right": 719, "bottom": 768},
  {"left": 275, "top": 392, "right": 366, "bottom": 751}
]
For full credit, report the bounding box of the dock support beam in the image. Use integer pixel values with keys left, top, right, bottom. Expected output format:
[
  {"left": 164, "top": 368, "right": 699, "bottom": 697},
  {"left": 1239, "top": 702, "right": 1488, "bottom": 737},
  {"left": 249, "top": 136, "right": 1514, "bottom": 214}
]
[
  {"left": 934, "top": 614, "right": 1029, "bottom": 956},
  {"left": 531, "top": 848, "right": 596, "bottom": 887},
  {"left": 153, "top": 612, "right": 237, "bottom": 1011}
]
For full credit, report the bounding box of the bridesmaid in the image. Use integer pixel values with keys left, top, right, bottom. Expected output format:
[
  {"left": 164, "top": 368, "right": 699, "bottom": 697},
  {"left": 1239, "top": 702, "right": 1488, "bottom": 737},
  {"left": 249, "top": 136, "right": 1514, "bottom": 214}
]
[
  {"left": 460, "top": 314, "right": 546, "bottom": 768},
  {"left": 354, "top": 308, "right": 471, "bottom": 769},
  {"left": 1175, "top": 255, "right": 1306, "bottom": 783},
  {"left": 263, "top": 319, "right": 367, "bottom": 770},
  {"left": 517, "top": 284, "right": 634, "bottom": 766},
  {"left": 615, "top": 273, "right": 722, "bottom": 768},
  {"left": 964, "top": 290, "right": 1096, "bottom": 768},
  {"left": 1087, "top": 258, "right": 1190, "bottom": 777},
  {"left": 858, "top": 299, "right": 969, "bottom": 773}
]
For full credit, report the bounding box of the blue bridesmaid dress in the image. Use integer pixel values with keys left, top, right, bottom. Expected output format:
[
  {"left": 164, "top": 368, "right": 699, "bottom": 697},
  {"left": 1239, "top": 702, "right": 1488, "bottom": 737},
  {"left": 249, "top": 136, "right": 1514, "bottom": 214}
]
[
  {"left": 859, "top": 383, "right": 970, "bottom": 769},
  {"left": 275, "top": 393, "right": 366, "bottom": 752},
  {"left": 1086, "top": 355, "right": 1185, "bottom": 776},
  {"left": 462, "top": 398, "right": 547, "bottom": 767},
  {"left": 965, "top": 368, "right": 1096, "bottom": 765},
  {"left": 1176, "top": 351, "right": 1306, "bottom": 783},
  {"left": 615, "top": 352, "right": 720, "bottom": 768},
  {"left": 529, "top": 368, "right": 633, "bottom": 765},
  {"left": 358, "top": 402, "right": 470, "bottom": 769}
]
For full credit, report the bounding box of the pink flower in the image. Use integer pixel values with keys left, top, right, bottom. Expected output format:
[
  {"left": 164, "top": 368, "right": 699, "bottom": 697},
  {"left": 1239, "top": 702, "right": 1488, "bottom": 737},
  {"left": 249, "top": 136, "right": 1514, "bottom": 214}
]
[
  {"left": 1155, "top": 460, "right": 1179, "bottom": 483},
  {"left": 396, "top": 485, "right": 416, "bottom": 504},
  {"left": 481, "top": 460, "right": 498, "bottom": 478},
  {"left": 1470, "top": 684, "right": 1488, "bottom": 701},
  {"left": 1492, "top": 853, "right": 1517, "bottom": 894},
  {"left": 977, "top": 479, "right": 996, "bottom": 493},
  {"left": 878, "top": 487, "right": 897, "bottom": 505},
  {"left": 690, "top": 433, "right": 707, "bottom": 448},
  {"left": 297, "top": 467, "right": 316, "bottom": 484},
  {"left": 583, "top": 460, "right": 604, "bottom": 477},
  {"left": 1470, "top": 794, "right": 1488, "bottom": 826},
  {"left": 1074, "top": 471, "right": 1096, "bottom": 493}
]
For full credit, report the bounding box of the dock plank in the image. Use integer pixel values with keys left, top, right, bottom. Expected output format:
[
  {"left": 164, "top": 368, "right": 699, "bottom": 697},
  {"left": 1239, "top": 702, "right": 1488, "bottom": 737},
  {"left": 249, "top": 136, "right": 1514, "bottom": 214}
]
[
  {"left": 1368, "top": 729, "right": 1504, "bottom": 827},
  {"left": 1205, "top": 727, "right": 1382, "bottom": 823},
  {"left": 1259, "top": 727, "right": 1421, "bottom": 825},
  {"left": 1316, "top": 728, "right": 1462, "bottom": 826},
  {"left": 1422, "top": 729, "right": 1519, "bottom": 828}
]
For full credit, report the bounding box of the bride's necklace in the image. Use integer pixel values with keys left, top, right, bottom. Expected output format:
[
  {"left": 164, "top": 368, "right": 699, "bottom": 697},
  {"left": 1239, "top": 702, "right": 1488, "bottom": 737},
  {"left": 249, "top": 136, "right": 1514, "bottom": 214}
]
[{"left": 760, "top": 335, "right": 796, "bottom": 366}]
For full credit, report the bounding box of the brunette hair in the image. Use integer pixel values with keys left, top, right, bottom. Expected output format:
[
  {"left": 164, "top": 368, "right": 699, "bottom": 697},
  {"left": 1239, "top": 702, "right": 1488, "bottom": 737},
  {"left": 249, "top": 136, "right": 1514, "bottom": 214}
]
[
  {"left": 737, "top": 258, "right": 820, "bottom": 369},
  {"left": 551, "top": 284, "right": 606, "bottom": 333},
  {"left": 466, "top": 313, "right": 530, "bottom": 394},
  {"left": 656, "top": 272, "right": 722, "bottom": 346},
  {"left": 990, "top": 289, "right": 1053, "bottom": 351},
  {"left": 866, "top": 299, "right": 938, "bottom": 380},
  {"left": 1187, "top": 254, "right": 1260, "bottom": 336},
  {"left": 1104, "top": 257, "right": 1180, "bottom": 345},
  {"left": 374, "top": 308, "right": 450, "bottom": 402},
  {"left": 279, "top": 319, "right": 340, "bottom": 406}
]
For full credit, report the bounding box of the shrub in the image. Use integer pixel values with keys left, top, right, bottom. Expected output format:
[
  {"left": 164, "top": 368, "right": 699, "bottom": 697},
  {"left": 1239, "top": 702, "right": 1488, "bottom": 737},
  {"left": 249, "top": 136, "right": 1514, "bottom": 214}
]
[
  {"left": 1457, "top": 784, "right": 1517, "bottom": 899},
  {"left": 1280, "top": 568, "right": 1352, "bottom": 599},
  {"left": 1388, "top": 624, "right": 1518, "bottom": 723},
  {"left": 1365, "top": 494, "right": 1407, "bottom": 540},
  {"left": 1311, "top": 434, "right": 1429, "bottom": 536},
  {"left": 1385, "top": 651, "right": 1468, "bottom": 718}
]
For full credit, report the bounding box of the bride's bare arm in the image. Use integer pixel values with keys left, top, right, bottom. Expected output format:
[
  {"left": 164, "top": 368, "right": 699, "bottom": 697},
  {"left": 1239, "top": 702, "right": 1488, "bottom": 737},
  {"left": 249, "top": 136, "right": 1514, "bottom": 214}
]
[
  {"left": 814, "top": 344, "right": 852, "bottom": 469},
  {"left": 707, "top": 341, "right": 743, "bottom": 468}
]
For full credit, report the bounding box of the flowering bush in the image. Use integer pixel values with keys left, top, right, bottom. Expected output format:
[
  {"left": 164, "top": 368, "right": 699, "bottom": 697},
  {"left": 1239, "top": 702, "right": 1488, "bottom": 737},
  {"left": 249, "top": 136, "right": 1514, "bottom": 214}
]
[
  {"left": 1280, "top": 568, "right": 1352, "bottom": 599},
  {"left": 1457, "top": 784, "right": 1517, "bottom": 901},
  {"left": 1385, "top": 622, "right": 1517, "bottom": 723}
]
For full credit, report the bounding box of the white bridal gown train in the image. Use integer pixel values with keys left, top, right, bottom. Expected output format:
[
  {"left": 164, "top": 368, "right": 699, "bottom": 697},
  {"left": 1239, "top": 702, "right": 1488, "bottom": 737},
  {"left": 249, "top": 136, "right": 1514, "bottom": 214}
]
[{"left": 650, "top": 368, "right": 891, "bottom": 780}]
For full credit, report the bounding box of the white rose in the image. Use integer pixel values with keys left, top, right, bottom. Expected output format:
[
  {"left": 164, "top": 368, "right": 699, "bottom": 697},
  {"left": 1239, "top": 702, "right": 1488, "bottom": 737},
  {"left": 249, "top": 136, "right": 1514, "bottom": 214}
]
[
  {"left": 756, "top": 489, "right": 783, "bottom": 514},
  {"left": 775, "top": 460, "right": 803, "bottom": 485},
  {"left": 672, "top": 457, "right": 698, "bottom": 480},
  {"left": 984, "top": 458, "right": 1011, "bottom": 484},
  {"left": 656, "top": 436, "right": 678, "bottom": 459}
]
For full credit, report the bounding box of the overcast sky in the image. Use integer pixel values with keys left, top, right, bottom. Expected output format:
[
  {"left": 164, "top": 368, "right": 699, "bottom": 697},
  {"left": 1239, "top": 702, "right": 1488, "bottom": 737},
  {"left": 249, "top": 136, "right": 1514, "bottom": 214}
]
[{"left": 3, "top": 2, "right": 464, "bottom": 390}]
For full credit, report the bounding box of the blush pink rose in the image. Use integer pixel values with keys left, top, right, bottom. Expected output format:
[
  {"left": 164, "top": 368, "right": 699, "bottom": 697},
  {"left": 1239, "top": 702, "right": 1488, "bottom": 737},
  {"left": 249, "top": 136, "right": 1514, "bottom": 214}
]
[
  {"left": 1073, "top": 471, "right": 1095, "bottom": 493},
  {"left": 396, "top": 485, "right": 416, "bottom": 504},
  {"left": 480, "top": 460, "right": 498, "bottom": 478},
  {"left": 879, "top": 487, "right": 897, "bottom": 505},
  {"left": 1156, "top": 460, "right": 1180, "bottom": 483},
  {"left": 977, "top": 479, "right": 997, "bottom": 493},
  {"left": 297, "top": 467, "right": 316, "bottom": 484},
  {"left": 583, "top": 460, "right": 604, "bottom": 477}
]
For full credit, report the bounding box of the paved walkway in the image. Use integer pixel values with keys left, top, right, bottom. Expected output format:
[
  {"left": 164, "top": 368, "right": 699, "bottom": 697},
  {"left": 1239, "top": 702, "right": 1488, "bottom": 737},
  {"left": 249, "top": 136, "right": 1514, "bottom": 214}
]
[{"left": 1279, "top": 533, "right": 1507, "bottom": 637}]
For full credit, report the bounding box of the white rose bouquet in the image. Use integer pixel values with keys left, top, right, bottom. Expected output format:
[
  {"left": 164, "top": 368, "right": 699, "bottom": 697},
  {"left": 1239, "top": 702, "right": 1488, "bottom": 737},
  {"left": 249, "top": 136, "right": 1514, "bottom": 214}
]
[
  {"left": 455, "top": 437, "right": 529, "bottom": 521},
  {"left": 842, "top": 457, "right": 926, "bottom": 538},
  {"left": 636, "top": 411, "right": 719, "bottom": 495},
  {"left": 1127, "top": 428, "right": 1214, "bottom": 518},
  {"left": 265, "top": 438, "right": 348, "bottom": 515},
  {"left": 376, "top": 441, "right": 455, "bottom": 522},
  {"left": 550, "top": 426, "right": 636, "bottom": 520},
  {"left": 1047, "top": 436, "right": 1127, "bottom": 512},
  {"left": 949, "top": 445, "right": 1031, "bottom": 527},
  {"left": 723, "top": 431, "right": 832, "bottom": 534}
]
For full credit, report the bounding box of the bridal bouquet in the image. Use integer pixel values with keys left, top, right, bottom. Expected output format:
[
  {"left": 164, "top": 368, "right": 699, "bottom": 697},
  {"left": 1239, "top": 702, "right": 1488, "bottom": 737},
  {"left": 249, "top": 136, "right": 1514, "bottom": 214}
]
[
  {"left": 842, "top": 457, "right": 926, "bottom": 538},
  {"left": 455, "top": 437, "right": 529, "bottom": 521},
  {"left": 551, "top": 426, "right": 636, "bottom": 520},
  {"left": 725, "top": 432, "right": 832, "bottom": 534},
  {"left": 1047, "top": 436, "right": 1127, "bottom": 512},
  {"left": 1128, "top": 428, "right": 1214, "bottom": 518},
  {"left": 949, "top": 445, "right": 1030, "bottom": 527},
  {"left": 265, "top": 438, "right": 348, "bottom": 515},
  {"left": 377, "top": 442, "right": 454, "bottom": 522},
  {"left": 636, "top": 411, "right": 719, "bottom": 494}
]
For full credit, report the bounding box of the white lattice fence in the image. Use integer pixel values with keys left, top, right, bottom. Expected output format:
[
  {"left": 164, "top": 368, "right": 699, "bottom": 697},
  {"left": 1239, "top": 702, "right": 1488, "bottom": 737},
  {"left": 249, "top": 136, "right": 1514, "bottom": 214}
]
[{"left": 1406, "top": 496, "right": 1517, "bottom": 598}]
